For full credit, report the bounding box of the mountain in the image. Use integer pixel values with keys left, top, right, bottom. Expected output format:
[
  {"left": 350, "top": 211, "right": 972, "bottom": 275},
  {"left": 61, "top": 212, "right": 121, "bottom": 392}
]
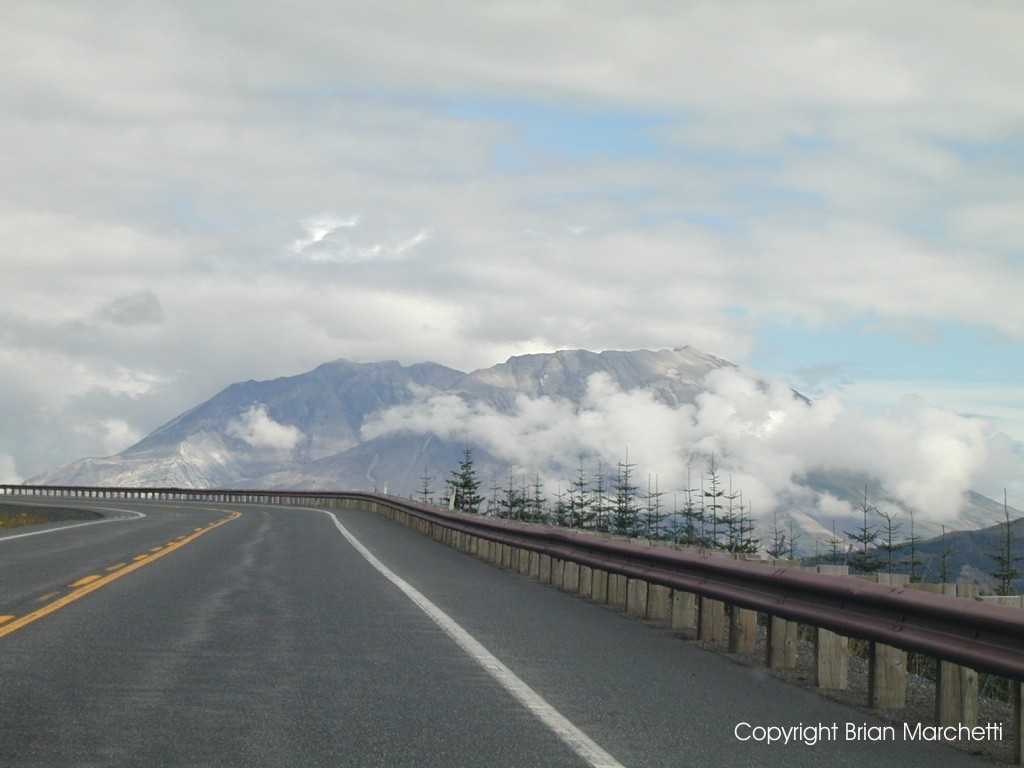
[
  {"left": 32, "top": 347, "right": 731, "bottom": 492},
  {"left": 30, "top": 345, "right": 1019, "bottom": 566}
]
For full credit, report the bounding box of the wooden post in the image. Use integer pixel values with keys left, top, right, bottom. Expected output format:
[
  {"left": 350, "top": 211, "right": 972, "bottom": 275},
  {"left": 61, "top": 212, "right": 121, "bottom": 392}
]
[
  {"left": 538, "top": 554, "right": 551, "bottom": 582},
  {"left": 868, "top": 642, "right": 906, "bottom": 710},
  {"left": 562, "top": 561, "right": 580, "bottom": 593},
  {"left": 578, "top": 565, "right": 593, "bottom": 596},
  {"left": 529, "top": 551, "right": 541, "bottom": 579},
  {"left": 550, "top": 558, "right": 564, "bottom": 588},
  {"left": 815, "top": 628, "right": 848, "bottom": 690},
  {"left": 646, "top": 584, "right": 671, "bottom": 623},
  {"left": 590, "top": 568, "right": 609, "bottom": 603},
  {"left": 727, "top": 606, "right": 758, "bottom": 654},
  {"left": 608, "top": 574, "right": 628, "bottom": 610},
  {"left": 517, "top": 548, "right": 531, "bottom": 575},
  {"left": 698, "top": 596, "right": 725, "bottom": 642},
  {"left": 766, "top": 615, "right": 797, "bottom": 669},
  {"left": 671, "top": 590, "right": 697, "bottom": 632},
  {"left": 626, "top": 578, "right": 648, "bottom": 618},
  {"left": 935, "top": 661, "right": 978, "bottom": 728}
]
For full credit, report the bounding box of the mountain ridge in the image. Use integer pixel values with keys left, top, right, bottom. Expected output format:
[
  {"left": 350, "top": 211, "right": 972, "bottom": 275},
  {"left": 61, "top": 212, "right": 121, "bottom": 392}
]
[{"left": 29, "top": 345, "right": 1019, "bottom": 560}]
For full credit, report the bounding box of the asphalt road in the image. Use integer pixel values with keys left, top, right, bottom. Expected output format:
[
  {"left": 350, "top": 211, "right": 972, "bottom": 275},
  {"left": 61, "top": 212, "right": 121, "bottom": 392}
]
[{"left": 0, "top": 500, "right": 1001, "bottom": 767}]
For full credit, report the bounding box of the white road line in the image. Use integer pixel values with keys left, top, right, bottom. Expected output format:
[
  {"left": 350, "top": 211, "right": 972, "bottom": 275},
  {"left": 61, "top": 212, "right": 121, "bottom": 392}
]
[
  {"left": 0, "top": 507, "right": 145, "bottom": 542},
  {"left": 323, "top": 510, "right": 626, "bottom": 768}
]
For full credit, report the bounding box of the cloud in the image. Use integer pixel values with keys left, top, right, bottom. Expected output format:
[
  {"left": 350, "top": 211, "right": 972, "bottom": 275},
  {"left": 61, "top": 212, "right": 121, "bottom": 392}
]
[
  {"left": 1, "top": 0, "right": 1021, "bottom": 492},
  {"left": 226, "top": 404, "right": 302, "bottom": 451},
  {"left": 363, "top": 368, "right": 1020, "bottom": 524},
  {"left": 97, "top": 291, "right": 164, "bottom": 327}
]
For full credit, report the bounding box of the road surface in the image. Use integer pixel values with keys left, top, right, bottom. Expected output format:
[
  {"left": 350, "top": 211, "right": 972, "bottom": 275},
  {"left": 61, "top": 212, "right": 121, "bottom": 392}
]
[{"left": 0, "top": 499, "right": 1000, "bottom": 767}]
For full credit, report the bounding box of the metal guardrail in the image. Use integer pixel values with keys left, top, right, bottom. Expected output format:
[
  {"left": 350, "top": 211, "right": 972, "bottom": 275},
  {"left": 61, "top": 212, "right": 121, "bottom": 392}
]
[{"left": 4, "top": 483, "right": 1024, "bottom": 682}]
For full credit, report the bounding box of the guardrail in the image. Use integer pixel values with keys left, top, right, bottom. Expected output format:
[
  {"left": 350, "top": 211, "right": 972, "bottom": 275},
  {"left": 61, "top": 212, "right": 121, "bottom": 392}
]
[{"left": 4, "top": 483, "right": 1022, "bottom": 762}]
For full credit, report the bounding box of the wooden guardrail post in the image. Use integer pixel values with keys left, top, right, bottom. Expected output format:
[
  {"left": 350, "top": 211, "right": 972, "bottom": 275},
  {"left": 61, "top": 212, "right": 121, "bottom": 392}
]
[
  {"left": 608, "top": 573, "right": 628, "bottom": 611},
  {"left": 562, "top": 561, "right": 581, "bottom": 593},
  {"left": 727, "top": 606, "right": 758, "bottom": 654},
  {"left": 766, "top": 615, "right": 798, "bottom": 668},
  {"left": 698, "top": 596, "right": 725, "bottom": 642},
  {"left": 816, "top": 628, "right": 848, "bottom": 690},
  {"left": 626, "top": 578, "right": 648, "bottom": 618},
  {"left": 935, "top": 661, "right": 978, "bottom": 728},
  {"left": 671, "top": 590, "right": 697, "bottom": 632},
  {"left": 590, "top": 568, "right": 609, "bottom": 603},
  {"left": 578, "top": 565, "right": 593, "bottom": 596},
  {"left": 550, "top": 558, "right": 565, "bottom": 588},
  {"left": 646, "top": 583, "right": 671, "bottom": 624},
  {"left": 868, "top": 641, "right": 906, "bottom": 710}
]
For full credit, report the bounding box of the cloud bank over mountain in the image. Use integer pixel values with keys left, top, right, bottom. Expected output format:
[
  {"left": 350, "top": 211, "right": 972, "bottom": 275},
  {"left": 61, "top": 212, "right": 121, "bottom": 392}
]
[
  {"left": 363, "top": 364, "right": 1015, "bottom": 525},
  {"left": 30, "top": 348, "right": 1020, "bottom": 546}
]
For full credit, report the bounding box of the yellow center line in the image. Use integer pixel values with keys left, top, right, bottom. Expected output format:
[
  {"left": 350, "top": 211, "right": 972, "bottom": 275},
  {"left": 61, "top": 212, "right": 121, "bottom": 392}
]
[
  {"left": 0, "top": 511, "right": 241, "bottom": 640},
  {"left": 69, "top": 574, "right": 102, "bottom": 588},
  {"left": 0, "top": 616, "right": 14, "bottom": 626},
  {"left": 34, "top": 591, "right": 60, "bottom": 603},
  {"left": 106, "top": 562, "right": 127, "bottom": 572}
]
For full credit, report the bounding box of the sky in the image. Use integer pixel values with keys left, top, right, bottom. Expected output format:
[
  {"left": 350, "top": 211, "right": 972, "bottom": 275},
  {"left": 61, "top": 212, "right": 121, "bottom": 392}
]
[{"left": 1, "top": 1, "right": 1022, "bottom": 505}]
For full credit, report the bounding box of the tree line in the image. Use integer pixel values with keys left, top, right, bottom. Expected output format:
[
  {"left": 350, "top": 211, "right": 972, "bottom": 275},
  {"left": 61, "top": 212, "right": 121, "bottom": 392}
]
[
  {"left": 425, "top": 448, "right": 760, "bottom": 554},
  {"left": 422, "top": 449, "right": 1021, "bottom": 595}
]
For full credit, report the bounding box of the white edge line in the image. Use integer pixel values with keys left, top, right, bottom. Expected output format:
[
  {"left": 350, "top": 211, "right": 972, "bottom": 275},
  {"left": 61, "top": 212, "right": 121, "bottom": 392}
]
[
  {"left": 0, "top": 506, "right": 146, "bottom": 542},
  {"left": 320, "top": 509, "right": 625, "bottom": 768}
]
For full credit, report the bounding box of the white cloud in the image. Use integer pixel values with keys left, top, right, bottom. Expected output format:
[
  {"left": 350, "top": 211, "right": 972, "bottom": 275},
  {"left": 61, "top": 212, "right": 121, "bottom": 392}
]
[
  {"left": 226, "top": 405, "right": 302, "bottom": 452},
  {"left": 363, "top": 368, "right": 1021, "bottom": 524},
  {"left": 0, "top": 0, "right": 1021, "bottom": 492}
]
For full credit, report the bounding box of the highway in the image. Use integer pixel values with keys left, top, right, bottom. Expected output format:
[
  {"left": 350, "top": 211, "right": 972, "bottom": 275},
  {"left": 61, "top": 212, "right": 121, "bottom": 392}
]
[{"left": 0, "top": 500, "right": 999, "bottom": 767}]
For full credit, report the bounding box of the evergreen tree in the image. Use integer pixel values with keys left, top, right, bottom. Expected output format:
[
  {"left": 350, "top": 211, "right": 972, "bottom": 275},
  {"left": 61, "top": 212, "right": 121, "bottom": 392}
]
[
  {"left": 766, "top": 509, "right": 787, "bottom": 559},
  {"left": 903, "top": 509, "right": 922, "bottom": 583},
  {"left": 844, "top": 486, "right": 883, "bottom": 574},
  {"left": 592, "top": 459, "right": 609, "bottom": 532},
  {"left": 703, "top": 455, "right": 726, "bottom": 549},
  {"left": 876, "top": 507, "right": 902, "bottom": 575},
  {"left": 568, "top": 456, "right": 596, "bottom": 529},
  {"left": 611, "top": 454, "right": 640, "bottom": 537},
  {"left": 526, "top": 473, "right": 547, "bottom": 523},
  {"left": 551, "top": 487, "right": 571, "bottom": 528},
  {"left": 644, "top": 474, "right": 667, "bottom": 539},
  {"left": 989, "top": 490, "right": 1022, "bottom": 596},
  {"left": 677, "top": 465, "right": 704, "bottom": 547},
  {"left": 937, "top": 524, "right": 953, "bottom": 584},
  {"left": 447, "top": 448, "right": 484, "bottom": 514},
  {"left": 418, "top": 467, "right": 433, "bottom": 505},
  {"left": 498, "top": 467, "right": 527, "bottom": 520}
]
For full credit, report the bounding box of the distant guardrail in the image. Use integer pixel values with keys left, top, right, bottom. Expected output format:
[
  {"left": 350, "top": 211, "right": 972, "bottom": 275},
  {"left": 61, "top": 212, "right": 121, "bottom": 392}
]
[{"left": 4, "top": 483, "right": 1021, "bottom": 763}]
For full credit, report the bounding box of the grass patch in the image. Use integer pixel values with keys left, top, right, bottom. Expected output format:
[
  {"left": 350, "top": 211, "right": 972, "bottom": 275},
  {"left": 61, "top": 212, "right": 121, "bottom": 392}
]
[{"left": 0, "top": 503, "right": 103, "bottom": 530}]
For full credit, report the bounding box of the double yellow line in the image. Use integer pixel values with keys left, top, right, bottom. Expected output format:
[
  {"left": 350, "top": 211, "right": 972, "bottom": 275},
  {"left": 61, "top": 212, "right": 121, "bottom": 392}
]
[{"left": 0, "top": 510, "right": 241, "bottom": 639}]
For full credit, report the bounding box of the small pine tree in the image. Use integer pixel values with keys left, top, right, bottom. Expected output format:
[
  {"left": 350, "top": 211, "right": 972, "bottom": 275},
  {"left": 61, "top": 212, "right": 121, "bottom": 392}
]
[
  {"left": 447, "top": 448, "right": 484, "bottom": 514},
  {"left": 937, "top": 524, "right": 953, "bottom": 584},
  {"left": 844, "top": 486, "right": 883, "bottom": 574},
  {"left": 766, "top": 509, "right": 787, "bottom": 559},
  {"left": 703, "top": 455, "right": 726, "bottom": 549},
  {"left": 644, "top": 474, "right": 668, "bottom": 539},
  {"left": 989, "top": 490, "right": 1022, "bottom": 596},
  {"left": 876, "top": 507, "right": 902, "bottom": 575},
  {"left": 419, "top": 467, "right": 433, "bottom": 505},
  {"left": 568, "top": 456, "right": 596, "bottom": 529},
  {"left": 902, "top": 509, "right": 922, "bottom": 583},
  {"left": 611, "top": 453, "right": 640, "bottom": 537},
  {"left": 592, "top": 459, "right": 609, "bottom": 532}
]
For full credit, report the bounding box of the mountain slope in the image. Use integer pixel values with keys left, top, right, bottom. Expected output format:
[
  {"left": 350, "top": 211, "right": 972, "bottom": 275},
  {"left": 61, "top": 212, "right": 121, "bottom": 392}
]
[{"left": 29, "top": 345, "right": 1017, "bottom": 565}]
